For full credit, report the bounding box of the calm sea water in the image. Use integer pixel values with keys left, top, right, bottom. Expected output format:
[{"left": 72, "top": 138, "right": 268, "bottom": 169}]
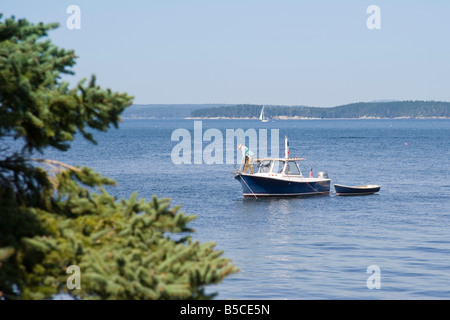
[{"left": 45, "top": 119, "right": 450, "bottom": 299}]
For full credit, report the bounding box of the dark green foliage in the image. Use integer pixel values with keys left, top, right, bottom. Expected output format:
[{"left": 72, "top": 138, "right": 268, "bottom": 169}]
[
  {"left": 0, "top": 16, "right": 129, "bottom": 153},
  {"left": 0, "top": 15, "right": 238, "bottom": 300},
  {"left": 191, "top": 101, "right": 450, "bottom": 119}
]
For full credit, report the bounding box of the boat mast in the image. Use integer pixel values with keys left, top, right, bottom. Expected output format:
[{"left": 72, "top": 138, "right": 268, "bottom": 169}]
[{"left": 284, "top": 136, "right": 289, "bottom": 159}]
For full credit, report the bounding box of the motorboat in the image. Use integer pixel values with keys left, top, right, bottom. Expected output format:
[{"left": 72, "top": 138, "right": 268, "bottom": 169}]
[{"left": 234, "top": 137, "right": 330, "bottom": 198}]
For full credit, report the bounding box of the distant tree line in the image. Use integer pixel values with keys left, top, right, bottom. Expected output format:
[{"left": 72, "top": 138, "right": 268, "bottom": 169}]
[
  {"left": 190, "top": 101, "right": 450, "bottom": 119},
  {"left": 122, "top": 104, "right": 229, "bottom": 119}
]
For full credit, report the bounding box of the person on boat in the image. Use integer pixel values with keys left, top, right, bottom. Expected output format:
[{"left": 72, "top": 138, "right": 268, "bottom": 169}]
[{"left": 237, "top": 144, "right": 254, "bottom": 174}]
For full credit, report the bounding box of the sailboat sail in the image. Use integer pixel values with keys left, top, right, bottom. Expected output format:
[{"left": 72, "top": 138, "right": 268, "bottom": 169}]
[{"left": 260, "top": 106, "right": 268, "bottom": 122}]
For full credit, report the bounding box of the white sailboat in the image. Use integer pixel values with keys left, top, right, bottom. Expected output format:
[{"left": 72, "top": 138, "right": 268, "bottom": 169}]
[{"left": 259, "top": 106, "right": 269, "bottom": 122}]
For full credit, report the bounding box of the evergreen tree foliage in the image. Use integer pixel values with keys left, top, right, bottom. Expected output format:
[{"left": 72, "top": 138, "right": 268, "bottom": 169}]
[{"left": 0, "top": 15, "right": 238, "bottom": 300}]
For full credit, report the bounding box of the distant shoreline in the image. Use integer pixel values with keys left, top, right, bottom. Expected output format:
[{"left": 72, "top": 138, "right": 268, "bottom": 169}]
[
  {"left": 184, "top": 116, "right": 450, "bottom": 120},
  {"left": 189, "top": 101, "right": 450, "bottom": 119},
  {"left": 121, "top": 116, "right": 450, "bottom": 120},
  {"left": 123, "top": 101, "right": 450, "bottom": 119}
]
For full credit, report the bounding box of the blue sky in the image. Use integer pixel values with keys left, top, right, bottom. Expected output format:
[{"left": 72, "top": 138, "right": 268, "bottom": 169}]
[{"left": 2, "top": 0, "right": 450, "bottom": 107}]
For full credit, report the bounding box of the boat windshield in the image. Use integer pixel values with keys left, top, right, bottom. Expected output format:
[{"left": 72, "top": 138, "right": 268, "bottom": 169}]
[
  {"left": 256, "top": 160, "right": 271, "bottom": 173},
  {"left": 255, "top": 159, "right": 301, "bottom": 175},
  {"left": 284, "top": 161, "right": 301, "bottom": 175},
  {"left": 271, "top": 160, "right": 285, "bottom": 174}
]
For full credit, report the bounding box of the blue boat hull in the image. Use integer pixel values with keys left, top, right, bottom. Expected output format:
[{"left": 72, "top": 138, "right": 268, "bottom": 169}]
[{"left": 235, "top": 174, "right": 330, "bottom": 197}]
